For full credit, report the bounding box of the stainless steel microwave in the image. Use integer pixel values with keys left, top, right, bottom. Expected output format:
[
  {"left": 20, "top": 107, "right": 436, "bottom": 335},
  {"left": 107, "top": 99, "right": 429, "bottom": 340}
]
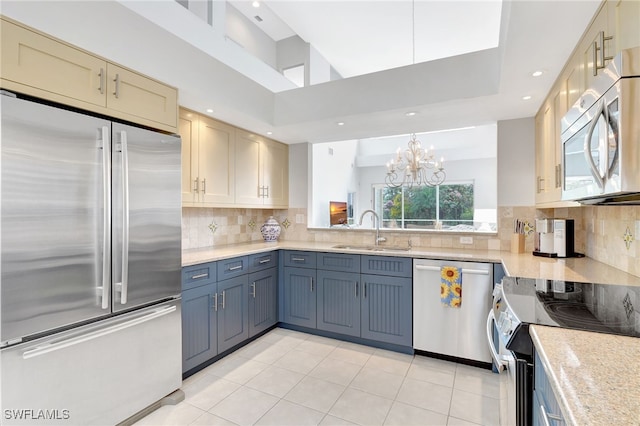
[{"left": 561, "top": 47, "right": 640, "bottom": 204}]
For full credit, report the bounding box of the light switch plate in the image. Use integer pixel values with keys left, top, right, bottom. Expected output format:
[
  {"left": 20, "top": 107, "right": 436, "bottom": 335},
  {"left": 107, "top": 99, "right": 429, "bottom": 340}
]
[{"left": 460, "top": 236, "right": 473, "bottom": 245}]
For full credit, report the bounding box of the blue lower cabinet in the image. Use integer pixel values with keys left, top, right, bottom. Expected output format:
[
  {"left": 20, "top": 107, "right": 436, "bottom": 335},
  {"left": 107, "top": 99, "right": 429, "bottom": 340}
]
[
  {"left": 360, "top": 274, "right": 412, "bottom": 346},
  {"left": 282, "top": 267, "right": 317, "bottom": 328},
  {"left": 316, "top": 270, "right": 361, "bottom": 337},
  {"left": 248, "top": 267, "right": 278, "bottom": 338},
  {"left": 217, "top": 275, "right": 249, "bottom": 354},
  {"left": 182, "top": 283, "right": 218, "bottom": 373}
]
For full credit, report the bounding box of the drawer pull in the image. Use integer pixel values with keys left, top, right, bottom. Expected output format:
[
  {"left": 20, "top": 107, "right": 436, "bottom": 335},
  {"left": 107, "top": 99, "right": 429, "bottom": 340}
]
[
  {"left": 228, "top": 265, "right": 243, "bottom": 271},
  {"left": 190, "top": 273, "right": 208, "bottom": 280},
  {"left": 414, "top": 265, "right": 489, "bottom": 275},
  {"left": 292, "top": 257, "right": 305, "bottom": 262},
  {"left": 259, "top": 258, "right": 271, "bottom": 264}
]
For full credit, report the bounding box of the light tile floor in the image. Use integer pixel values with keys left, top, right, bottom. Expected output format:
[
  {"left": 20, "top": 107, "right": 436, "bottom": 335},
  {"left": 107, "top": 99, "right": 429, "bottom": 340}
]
[{"left": 135, "top": 328, "right": 501, "bottom": 426}]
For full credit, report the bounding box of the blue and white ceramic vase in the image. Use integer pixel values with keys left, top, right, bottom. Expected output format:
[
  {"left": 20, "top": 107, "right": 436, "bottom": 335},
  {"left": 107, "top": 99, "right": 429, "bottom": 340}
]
[{"left": 260, "top": 216, "right": 281, "bottom": 242}]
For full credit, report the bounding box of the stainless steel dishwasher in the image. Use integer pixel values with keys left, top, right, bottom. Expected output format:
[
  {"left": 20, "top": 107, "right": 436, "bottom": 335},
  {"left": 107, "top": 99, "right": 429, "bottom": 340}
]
[{"left": 413, "top": 258, "right": 493, "bottom": 365}]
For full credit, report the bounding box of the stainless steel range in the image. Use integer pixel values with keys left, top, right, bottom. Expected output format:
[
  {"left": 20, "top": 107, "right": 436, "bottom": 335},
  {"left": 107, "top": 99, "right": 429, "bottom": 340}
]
[{"left": 487, "top": 276, "right": 639, "bottom": 426}]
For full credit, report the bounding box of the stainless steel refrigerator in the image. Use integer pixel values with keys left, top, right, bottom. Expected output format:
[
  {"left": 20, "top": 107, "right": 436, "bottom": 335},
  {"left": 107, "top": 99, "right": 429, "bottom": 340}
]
[{"left": 0, "top": 92, "right": 182, "bottom": 425}]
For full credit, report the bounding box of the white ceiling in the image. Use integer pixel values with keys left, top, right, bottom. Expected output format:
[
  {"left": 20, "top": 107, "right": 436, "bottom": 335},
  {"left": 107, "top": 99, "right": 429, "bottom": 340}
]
[
  {"left": 0, "top": 0, "right": 602, "bottom": 146},
  {"left": 231, "top": 0, "right": 503, "bottom": 78}
]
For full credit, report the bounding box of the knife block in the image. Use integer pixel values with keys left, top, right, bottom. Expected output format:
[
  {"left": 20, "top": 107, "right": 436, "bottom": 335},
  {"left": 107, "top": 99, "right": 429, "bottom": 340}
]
[{"left": 511, "top": 234, "right": 525, "bottom": 254}]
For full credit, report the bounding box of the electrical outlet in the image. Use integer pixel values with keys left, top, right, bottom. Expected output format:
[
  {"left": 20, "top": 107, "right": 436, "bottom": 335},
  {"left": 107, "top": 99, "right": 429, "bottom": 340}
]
[
  {"left": 460, "top": 236, "right": 473, "bottom": 245},
  {"left": 238, "top": 215, "right": 243, "bottom": 225}
]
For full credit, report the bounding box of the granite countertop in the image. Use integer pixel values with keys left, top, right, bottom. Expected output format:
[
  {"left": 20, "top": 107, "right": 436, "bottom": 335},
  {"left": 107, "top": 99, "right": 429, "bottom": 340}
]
[
  {"left": 530, "top": 325, "right": 640, "bottom": 426},
  {"left": 182, "top": 241, "right": 640, "bottom": 286}
]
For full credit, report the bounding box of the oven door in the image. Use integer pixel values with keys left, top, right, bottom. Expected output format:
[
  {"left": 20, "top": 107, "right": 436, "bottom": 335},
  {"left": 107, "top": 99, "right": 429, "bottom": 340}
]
[
  {"left": 487, "top": 309, "right": 516, "bottom": 426},
  {"left": 562, "top": 82, "right": 620, "bottom": 201}
]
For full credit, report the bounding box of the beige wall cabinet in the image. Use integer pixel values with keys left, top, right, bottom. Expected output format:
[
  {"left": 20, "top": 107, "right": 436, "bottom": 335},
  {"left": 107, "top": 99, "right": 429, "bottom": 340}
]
[
  {"left": 235, "top": 130, "right": 289, "bottom": 208},
  {"left": 0, "top": 17, "right": 177, "bottom": 133},
  {"left": 609, "top": 0, "right": 640, "bottom": 53},
  {"left": 179, "top": 109, "right": 236, "bottom": 207}
]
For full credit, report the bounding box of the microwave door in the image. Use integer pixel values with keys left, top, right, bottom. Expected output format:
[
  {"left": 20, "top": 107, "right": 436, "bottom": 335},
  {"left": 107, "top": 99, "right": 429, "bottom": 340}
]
[{"left": 605, "top": 99, "right": 620, "bottom": 184}]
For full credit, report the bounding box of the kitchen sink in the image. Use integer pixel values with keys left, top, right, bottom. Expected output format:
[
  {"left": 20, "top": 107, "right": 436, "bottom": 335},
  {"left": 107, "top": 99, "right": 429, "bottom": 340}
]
[{"left": 332, "top": 244, "right": 411, "bottom": 252}]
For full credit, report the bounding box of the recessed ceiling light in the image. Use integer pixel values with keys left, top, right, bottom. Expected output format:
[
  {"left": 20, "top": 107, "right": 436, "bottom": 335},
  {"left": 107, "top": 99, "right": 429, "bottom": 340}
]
[
  {"left": 405, "top": 111, "right": 417, "bottom": 117},
  {"left": 532, "top": 70, "right": 544, "bottom": 77},
  {"left": 337, "top": 122, "right": 345, "bottom": 126},
  {"left": 267, "top": 131, "right": 273, "bottom": 135},
  {"left": 206, "top": 108, "right": 214, "bottom": 113},
  {"left": 252, "top": 1, "right": 260, "bottom": 7},
  {"left": 522, "top": 95, "right": 532, "bottom": 101}
]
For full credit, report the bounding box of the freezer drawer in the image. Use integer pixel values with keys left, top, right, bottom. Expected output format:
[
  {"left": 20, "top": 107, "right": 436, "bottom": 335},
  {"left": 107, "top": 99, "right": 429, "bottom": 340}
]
[
  {"left": 413, "top": 259, "right": 493, "bottom": 363},
  {"left": 0, "top": 301, "right": 182, "bottom": 425}
]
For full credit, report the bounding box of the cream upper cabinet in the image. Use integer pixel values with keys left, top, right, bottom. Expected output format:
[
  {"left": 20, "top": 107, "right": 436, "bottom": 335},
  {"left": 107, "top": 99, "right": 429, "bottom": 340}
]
[
  {"left": 582, "top": 2, "right": 613, "bottom": 90},
  {"left": 535, "top": 103, "right": 554, "bottom": 205},
  {"left": 0, "top": 17, "right": 178, "bottom": 133},
  {"left": 1, "top": 18, "right": 107, "bottom": 108},
  {"left": 609, "top": 0, "right": 640, "bottom": 53},
  {"left": 179, "top": 109, "right": 236, "bottom": 207},
  {"left": 106, "top": 64, "right": 178, "bottom": 130},
  {"left": 235, "top": 130, "right": 289, "bottom": 208}
]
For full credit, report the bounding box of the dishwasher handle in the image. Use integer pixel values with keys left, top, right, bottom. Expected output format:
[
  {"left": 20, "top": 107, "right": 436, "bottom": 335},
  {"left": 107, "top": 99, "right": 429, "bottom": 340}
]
[{"left": 414, "top": 264, "right": 489, "bottom": 275}]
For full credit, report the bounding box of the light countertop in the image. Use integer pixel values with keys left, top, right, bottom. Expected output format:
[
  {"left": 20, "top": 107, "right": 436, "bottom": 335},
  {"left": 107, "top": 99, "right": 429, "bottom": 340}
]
[
  {"left": 530, "top": 325, "right": 640, "bottom": 426},
  {"left": 182, "top": 240, "right": 640, "bottom": 286}
]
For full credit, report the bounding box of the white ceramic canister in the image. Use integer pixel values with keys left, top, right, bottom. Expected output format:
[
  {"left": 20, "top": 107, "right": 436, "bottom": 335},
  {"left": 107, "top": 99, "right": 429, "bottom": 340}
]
[{"left": 260, "top": 216, "right": 281, "bottom": 242}]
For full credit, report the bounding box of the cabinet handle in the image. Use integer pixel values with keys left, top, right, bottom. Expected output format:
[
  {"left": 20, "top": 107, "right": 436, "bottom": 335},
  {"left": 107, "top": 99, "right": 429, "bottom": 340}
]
[
  {"left": 228, "top": 265, "right": 243, "bottom": 271},
  {"left": 593, "top": 31, "right": 614, "bottom": 76},
  {"left": 193, "top": 178, "right": 199, "bottom": 193},
  {"left": 592, "top": 39, "right": 599, "bottom": 77},
  {"left": 259, "top": 258, "right": 271, "bottom": 264},
  {"left": 555, "top": 164, "right": 562, "bottom": 189},
  {"left": 201, "top": 178, "right": 206, "bottom": 194},
  {"left": 191, "top": 273, "right": 208, "bottom": 280},
  {"left": 310, "top": 277, "right": 314, "bottom": 292},
  {"left": 221, "top": 290, "right": 226, "bottom": 309},
  {"left": 98, "top": 68, "right": 105, "bottom": 94},
  {"left": 364, "top": 283, "right": 367, "bottom": 298},
  {"left": 537, "top": 176, "right": 545, "bottom": 193},
  {"left": 291, "top": 257, "right": 305, "bottom": 262},
  {"left": 355, "top": 282, "right": 358, "bottom": 298},
  {"left": 251, "top": 282, "right": 256, "bottom": 298},
  {"left": 264, "top": 186, "right": 269, "bottom": 198},
  {"left": 113, "top": 73, "right": 120, "bottom": 98},
  {"left": 213, "top": 293, "right": 218, "bottom": 311}
]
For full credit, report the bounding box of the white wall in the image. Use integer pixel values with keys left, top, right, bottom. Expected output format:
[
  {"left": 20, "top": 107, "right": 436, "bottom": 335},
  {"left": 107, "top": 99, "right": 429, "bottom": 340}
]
[
  {"left": 497, "top": 118, "right": 535, "bottom": 206},
  {"left": 288, "top": 143, "right": 309, "bottom": 209},
  {"left": 225, "top": 3, "right": 277, "bottom": 69},
  {"left": 310, "top": 140, "right": 359, "bottom": 227}
]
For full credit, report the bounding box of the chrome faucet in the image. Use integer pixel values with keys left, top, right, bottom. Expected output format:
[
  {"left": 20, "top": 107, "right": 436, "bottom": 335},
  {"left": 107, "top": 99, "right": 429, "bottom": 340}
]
[{"left": 359, "top": 209, "right": 387, "bottom": 246}]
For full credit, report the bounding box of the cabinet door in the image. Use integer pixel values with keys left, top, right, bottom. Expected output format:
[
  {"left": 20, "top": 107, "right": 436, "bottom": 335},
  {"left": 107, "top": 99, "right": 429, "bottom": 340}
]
[
  {"left": 179, "top": 110, "right": 199, "bottom": 205},
  {"left": 282, "top": 267, "right": 317, "bottom": 328},
  {"left": 611, "top": 0, "right": 640, "bottom": 53},
  {"left": 248, "top": 268, "right": 278, "bottom": 338},
  {"left": 582, "top": 4, "right": 611, "bottom": 87},
  {"left": 535, "top": 103, "right": 555, "bottom": 204},
  {"left": 1, "top": 19, "right": 106, "bottom": 108},
  {"left": 198, "top": 116, "right": 236, "bottom": 205},
  {"left": 182, "top": 283, "right": 217, "bottom": 373},
  {"left": 360, "top": 274, "right": 412, "bottom": 346},
  {"left": 262, "top": 139, "right": 289, "bottom": 208},
  {"left": 316, "top": 270, "right": 360, "bottom": 337},
  {"left": 235, "top": 130, "right": 262, "bottom": 206},
  {"left": 106, "top": 63, "right": 178, "bottom": 129},
  {"left": 217, "top": 276, "right": 249, "bottom": 354}
]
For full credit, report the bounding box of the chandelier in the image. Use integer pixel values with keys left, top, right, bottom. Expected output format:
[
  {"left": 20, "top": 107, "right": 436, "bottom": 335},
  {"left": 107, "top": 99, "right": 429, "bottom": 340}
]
[{"left": 385, "top": 133, "right": 446, "bottom": 188}]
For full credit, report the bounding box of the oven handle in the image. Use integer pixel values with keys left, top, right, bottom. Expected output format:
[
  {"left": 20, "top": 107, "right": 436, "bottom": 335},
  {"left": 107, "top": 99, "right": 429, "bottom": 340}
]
[{"left": 486, "top": 310, "right": 508, "bottom": 372}]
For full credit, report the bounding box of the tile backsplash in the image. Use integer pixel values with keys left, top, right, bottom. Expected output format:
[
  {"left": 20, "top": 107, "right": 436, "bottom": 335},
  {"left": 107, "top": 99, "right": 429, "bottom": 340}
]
[{"left": 182, "top": 205, "right": 640, "bottom": 279}]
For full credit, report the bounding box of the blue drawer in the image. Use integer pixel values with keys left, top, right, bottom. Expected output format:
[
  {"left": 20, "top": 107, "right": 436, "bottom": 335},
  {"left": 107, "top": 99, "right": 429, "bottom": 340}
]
[
  {"left": 217, "top": 256, "right": 249, "bottom": 281},
  {"left": 249, "top": 251, "right": 278, "bottom": 273},
  {"left": 181, "top": 262, "right": 216, "bottom": 290},
  {"left": 361, "top": 255, "right": 412, "bottom": 278},
  {"left": 317, "top": 252, "right": 361, "bottom": 273},
  {"left": 283, "top": 251, "right": 317, "bottom": 269}
]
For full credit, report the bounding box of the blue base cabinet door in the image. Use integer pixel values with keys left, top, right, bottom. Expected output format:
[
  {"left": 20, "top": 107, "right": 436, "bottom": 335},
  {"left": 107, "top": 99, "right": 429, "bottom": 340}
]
[
  {"left": 217, "top": 275, "right": 249, "bottom": 354},
  {"left": 182, "top": 283, "right": 217, "bottom": 373},
  {"left": 248, "top": 267, "right": 278, "bottom": 338},
  {"left": 282, "top": 267, "right": 317, "bottom": 328},
  {"left": 316, "top": 270, "right": 360, "bottom": 337},
  {"left": 360, "top": 274, "right": 412, "bottom": 346}
]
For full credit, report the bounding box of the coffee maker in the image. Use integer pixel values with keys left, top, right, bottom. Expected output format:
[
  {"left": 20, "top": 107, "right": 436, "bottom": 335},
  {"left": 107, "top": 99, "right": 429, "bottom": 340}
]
[{"left": 533, "top": 219, "right": 575, "bottom": 258}]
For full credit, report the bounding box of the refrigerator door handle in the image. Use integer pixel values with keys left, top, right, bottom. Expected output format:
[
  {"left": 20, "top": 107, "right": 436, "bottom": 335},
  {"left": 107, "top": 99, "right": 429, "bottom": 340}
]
[
  {"left": 100, "top": 126, "right": 111, "bottom": 310},
  {"left": 120, "top": 130, "right": 130, "bottom": 304},
  {"left": 21, "top": 304, "right": 177, "bottom": 360}
]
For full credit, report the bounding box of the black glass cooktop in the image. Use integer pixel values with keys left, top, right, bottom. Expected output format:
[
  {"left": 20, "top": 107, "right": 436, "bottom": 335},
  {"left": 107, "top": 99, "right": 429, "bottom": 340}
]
[{"left": 503, "top": 276, "right": 639, "bottom": 338}]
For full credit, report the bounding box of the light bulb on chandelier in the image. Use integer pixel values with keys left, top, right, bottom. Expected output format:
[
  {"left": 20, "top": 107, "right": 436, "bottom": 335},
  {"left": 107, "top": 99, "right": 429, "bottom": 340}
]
[{"left": 385, "top": 133, "right": 446, "bottom": 188}]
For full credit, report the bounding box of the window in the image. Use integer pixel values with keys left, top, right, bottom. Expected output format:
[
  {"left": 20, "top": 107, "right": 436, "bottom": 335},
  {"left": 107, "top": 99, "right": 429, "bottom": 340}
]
[{"left": 373, "top": 182, "right": 474, "bottom": 230}]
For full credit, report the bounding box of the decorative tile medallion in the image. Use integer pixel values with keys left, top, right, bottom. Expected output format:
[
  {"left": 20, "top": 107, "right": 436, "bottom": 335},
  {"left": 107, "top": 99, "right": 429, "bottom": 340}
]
[
  {"left": 208, "top": 221, "right": 218, "bottom": 234},
  {"left": 623, "top": 293, "right": 634, "bottom": 320},
  {"left": 623, "top": 226, "right": 634, "bottom": 250},
  {"left": 281, "top": 218, "right": 291, "bottom": 229},
  {"left": 523, "top": 220, "right": 534, "bottom": 236},
  {"left": 248, "top": 219, "right": 256, "bottom": 231}
]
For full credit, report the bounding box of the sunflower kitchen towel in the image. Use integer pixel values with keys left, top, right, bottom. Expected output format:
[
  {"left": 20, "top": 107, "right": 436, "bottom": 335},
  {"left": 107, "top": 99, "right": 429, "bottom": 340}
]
[{"left": 440, "top": 266, "right": 462, "bottom": 308}]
